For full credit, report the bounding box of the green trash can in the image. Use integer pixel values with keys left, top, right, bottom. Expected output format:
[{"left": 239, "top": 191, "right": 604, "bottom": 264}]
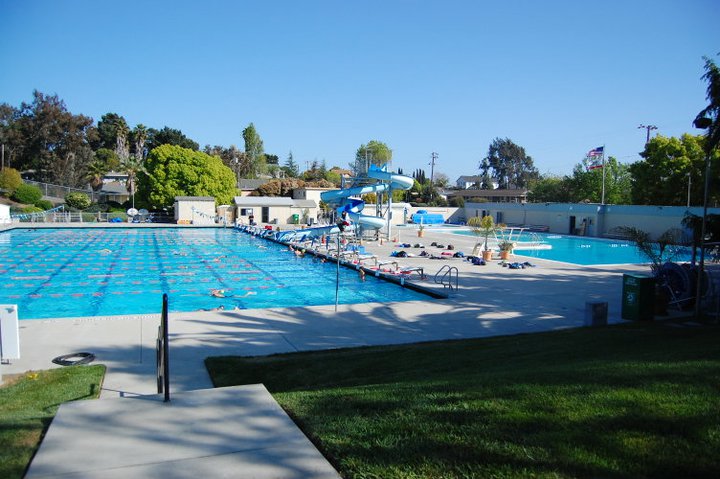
[
  {"left": 292, "top": 214, "right": 299, "bottom": 224},
  {"left": 621, "top": 274, "right": 656, "bottom": 321}
]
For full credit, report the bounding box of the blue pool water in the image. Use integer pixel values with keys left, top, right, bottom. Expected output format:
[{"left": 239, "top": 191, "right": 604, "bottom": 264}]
[
  {"left": 0, "top": 228, "right": 427, "bottom": 320},
  {"left": 448, "top": 230, "right": 692, "bottom": 266}
]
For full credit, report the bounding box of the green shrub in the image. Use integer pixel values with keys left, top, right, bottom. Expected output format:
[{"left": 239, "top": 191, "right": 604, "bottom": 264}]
[
  {"left": 12, "top": 183, "right": 43, "bottom": 204},
  {"left": 34, "top": 199, "right": 54, "bottom": 211},
  {"left": 64, "top": 192, "right": 91, "bottom": 210},
  {"left": 22, "top": 205, "right": 43, "bottom": 213},
  {"left": 108, "top": 212, "right": 128, "bottom": 222},
  {"left": 0, "top": 167, "right": 22, "bottom": 195}
]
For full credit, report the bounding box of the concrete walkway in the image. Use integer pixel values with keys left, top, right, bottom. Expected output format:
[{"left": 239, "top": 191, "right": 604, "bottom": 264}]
[{"left": 3, "top": 226, "right": 650, "bottom": 477}]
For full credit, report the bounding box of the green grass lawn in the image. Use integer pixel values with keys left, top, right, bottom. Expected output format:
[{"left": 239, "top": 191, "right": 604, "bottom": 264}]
[
  {"left": 206, "top": 322, "right": 720, "bottom": 479},
  {"left": 0, "top": 365, "right": 105, "bottom": 479}
]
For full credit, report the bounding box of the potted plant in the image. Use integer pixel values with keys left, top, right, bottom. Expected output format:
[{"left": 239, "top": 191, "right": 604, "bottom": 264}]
[
  {"left": 417, "top": 223, "right": 425, "bottom": 237},
  {"left": 468, "top": 215, "right": 497, "bottom": 261},
  {"left": 498, "top": 240, "right": 514, "bottom": 260}
]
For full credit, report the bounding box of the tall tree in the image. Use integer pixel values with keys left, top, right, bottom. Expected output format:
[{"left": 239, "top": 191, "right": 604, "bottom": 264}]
[
  {"left": 629, "top": 134, "right": 718, "bottom": 206},
  {"left": 242, "top": 123, "right": 266, "bottom": 178},
  {"left": 482, "top": 137, "right": 538, "bottom": 189},
  {"left": 139, "top": 144, "right": 236, "bottom": 207},
  {"left": 352, "top": 140, "right": 392, "bottom": 176},
  {"left": 11, "top": 90, "right": 94, "bottom": 185},
  {"left": 283, "top": 150, "right": 300, "bottom": 177},
  {"left": 96, "top": 113, "right": 129, "bottom": 150},
  {"left": 569, "top": 157, "right": 632, "bottom": 204},
  {"left": 146, "top": 126, "right": 199, "bottom": 152},
  {"left": 130, "top": 124, "right": 148, "bottom": 160},
  {"left": 695, "top": 54, "right": 720, "bottom": 154}
]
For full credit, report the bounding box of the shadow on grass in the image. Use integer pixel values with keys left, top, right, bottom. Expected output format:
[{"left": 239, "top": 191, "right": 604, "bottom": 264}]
[{"left": 206, "top": 322, "right": 720, "bottom": 479}]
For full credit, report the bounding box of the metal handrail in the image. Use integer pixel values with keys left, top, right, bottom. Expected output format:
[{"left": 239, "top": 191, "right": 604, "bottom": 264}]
[{"left": 434, "top": 265, "right": 459, "bottom": 292}]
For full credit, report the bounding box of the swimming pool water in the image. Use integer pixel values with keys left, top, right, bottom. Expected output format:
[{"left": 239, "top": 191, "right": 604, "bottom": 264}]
[
  {"left": 0, "top": 228, "right": 427, "bottom": 320},
  {"left": 448, "top": 230, "right": 692, "bottom": 266}
]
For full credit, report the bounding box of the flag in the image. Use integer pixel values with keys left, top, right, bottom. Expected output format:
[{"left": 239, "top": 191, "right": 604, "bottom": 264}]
[
  {"left": 587, "top": 146, "right": 604, "bottom": 157},
  {"left": 587, "top": 160, "right": 604, "bottom": 170}
]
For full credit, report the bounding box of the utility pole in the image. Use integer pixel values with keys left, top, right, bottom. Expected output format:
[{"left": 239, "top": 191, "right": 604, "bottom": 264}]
[
  {"left": 429, "top": 152, "right": 438, "bottom": 186},
  {"left": 637, "top": 124, "right": 658, "bottom": 144},
  {"left": 428, "top": 152, "right": 438, "bottom": 203}
]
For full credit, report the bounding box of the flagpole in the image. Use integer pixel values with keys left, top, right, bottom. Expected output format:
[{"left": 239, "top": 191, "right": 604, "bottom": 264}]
[{"left": 601, "top": 145, "right": 606, "bottom": 205}]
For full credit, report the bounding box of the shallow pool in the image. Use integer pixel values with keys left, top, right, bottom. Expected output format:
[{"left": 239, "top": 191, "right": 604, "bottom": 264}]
[
  {"left": 447, "top": 230, "right": 692, "bottom": 266},
  {"left": 0, "top": 228, "right": 427, "bottom": 320}
]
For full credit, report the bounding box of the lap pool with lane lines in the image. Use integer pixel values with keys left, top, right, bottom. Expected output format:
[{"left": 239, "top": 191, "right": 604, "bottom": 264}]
[{"left": 0, "top": 227, "right": 428, "bottom": 320}]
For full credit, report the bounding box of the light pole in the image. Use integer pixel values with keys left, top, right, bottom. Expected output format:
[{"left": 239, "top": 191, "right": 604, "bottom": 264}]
[
  {"left": 638, "top": 124, "right": 658, "bottom": 144},
  {"left": 232, "top": 157, "right": 239, "bottom": 186},
  {"left": 692, "top": 116, "right": 712, "bottom": 319}
]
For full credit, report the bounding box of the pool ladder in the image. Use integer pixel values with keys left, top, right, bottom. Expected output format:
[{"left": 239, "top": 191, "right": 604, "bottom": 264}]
[{"left": 435, "top": 265, "right": 459, "bottom": 292}]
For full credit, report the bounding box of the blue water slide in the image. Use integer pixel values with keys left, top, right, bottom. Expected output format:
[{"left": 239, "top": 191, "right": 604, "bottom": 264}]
[{"left": 320, "top": 164, "right": 414, "bottom": 230}]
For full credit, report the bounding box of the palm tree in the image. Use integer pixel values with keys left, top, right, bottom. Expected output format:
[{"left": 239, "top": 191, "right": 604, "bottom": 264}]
[
  {"left": 120, "top": 155, "right": 146, "bottom": 209},
  {"left": 85, "top": 160, "right": 107, "bottom": 192}
]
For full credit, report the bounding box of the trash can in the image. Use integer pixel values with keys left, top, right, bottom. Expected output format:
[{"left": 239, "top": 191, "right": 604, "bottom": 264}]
[
  {"left": 292, "top": 214, "right": 299, "bottom": 224},
  {"left": 585, "top": 301, "right": 608, "bottom": 327},
  {"left": 621, "top": 274, "right": 656, "bottom": 321}
]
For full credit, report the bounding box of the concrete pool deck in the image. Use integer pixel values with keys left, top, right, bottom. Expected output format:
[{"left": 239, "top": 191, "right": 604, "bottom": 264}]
[{"left": 3, "top": 225, "right": 651, "bottom": 478}]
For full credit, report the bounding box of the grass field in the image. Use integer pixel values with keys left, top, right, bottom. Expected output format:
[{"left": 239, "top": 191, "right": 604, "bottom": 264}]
[
  {"left": 207, "top": 321, "right": 720, "bottom": 479},
  {"left": 0, "top": 365, "right": 105, "bottom": 479}
]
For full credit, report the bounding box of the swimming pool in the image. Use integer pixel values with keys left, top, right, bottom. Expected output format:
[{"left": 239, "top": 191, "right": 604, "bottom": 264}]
[
  {"left": 0, "top": 228, "right": 427, "bottom": 320},
  {"left": 447, "top": 230, "right": 692, "bottom": 266}
]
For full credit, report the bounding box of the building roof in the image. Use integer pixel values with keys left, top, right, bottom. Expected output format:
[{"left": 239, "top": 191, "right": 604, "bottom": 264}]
[
  {"left": 457, "top": 175, "right": 483, "bottom": 182},
  {"left": 238, "top": 179, "right": 270, "bottom": 191},
  {"left": 233, "top": 196, "right": 317, "bottom": 208},
  {"left": 449, "top": 189, "right": 528, "bottom": 198},
  {"left": 175, "top": 196, "right": 216, "bottom": 201},
  {"left": 99, "top": 181, "right": 128, "bottom": 195}
]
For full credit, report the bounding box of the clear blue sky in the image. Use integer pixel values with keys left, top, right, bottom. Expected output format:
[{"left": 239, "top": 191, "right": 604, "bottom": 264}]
[{"left": 1, "top": 0, "right": 718, "bottom": 182}]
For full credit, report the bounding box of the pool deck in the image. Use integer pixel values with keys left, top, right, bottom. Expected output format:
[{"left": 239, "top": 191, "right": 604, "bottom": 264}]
[{"left": 3, "top": 224, "right": 653, "bottom": 478}]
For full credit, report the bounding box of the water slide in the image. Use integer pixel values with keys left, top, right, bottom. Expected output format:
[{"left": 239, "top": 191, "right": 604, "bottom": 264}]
[{"left": 273, "top": 164, "right": 413, "bottom": 242}]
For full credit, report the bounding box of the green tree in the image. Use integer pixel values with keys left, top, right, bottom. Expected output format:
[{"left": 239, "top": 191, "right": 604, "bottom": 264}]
[
  {"left": 64, "top": 191, "right": 91, "bottom": 210},
  {"left": 483, "top": 138, "right": 538, "bottom": 189},
  {"left": 139, "top": 144, "right": 236, "bottom": 207},
  {"left": 352, "top": 140, "right": 392, "bottom": 176},
  {"left": 11, "top": 90, "right": 94, "bottom": 186},
  {"left": 569, "top": 157, "right": 632, "bottom": 204},
  {"left": 283, "top": 151, "right": 300, "bottom": 177},
  {"left": 528, "top": 175, "right": 573, "bottom": 203},
  {"left": 120, "top": 154, "right": 146, "bottom": 208},
  {"left": 130, "top": 124, "right": 148, "bottom": 159},
  {"left": 85, "top": 160, "right": 108, "bottom": 192},
  {"left": 95, "top": 113, "right": 129, "bottom": 150},
  {"left": 629, "top": 134, "right": 717, "bottom": 206},
  {"left": 94, "top": 148, "right": 120, "bottom": 172},
  {"left": 146, "top": 126, "right": 199, "bottom": 152},
  {"left": 0, "top": 167, "right": 22, "bottom": 196},
  {"left": 242, "top": 123, "right": 266, "bottom": 178},
  {"left": 695, "top": 54, "right": 720, "bottom": 154}
]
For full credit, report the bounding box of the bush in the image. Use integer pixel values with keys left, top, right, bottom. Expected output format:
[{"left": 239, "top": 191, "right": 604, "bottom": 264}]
[
  {"left": 22, "top": 205, "right": 43, "bottom": 213},
  {"left": 64, "top": 192, "right": 91, "bottom": 210},
  {"left": 34, "top": 199, "right": 54, "bottom": 211},
  {"left": 0, "top": 167, "right": 22, "bottom": 195},
  {"left": 12, "top": 183, "right": 43, "bottom": 204}
]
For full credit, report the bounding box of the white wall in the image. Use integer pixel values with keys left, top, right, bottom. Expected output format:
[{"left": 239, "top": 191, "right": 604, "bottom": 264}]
[
  {"left": 464, "top": 202, "right": 720, "bottom": 239},
  {"left": 0, "top": 204, "right": 10, "bottom": 224}
]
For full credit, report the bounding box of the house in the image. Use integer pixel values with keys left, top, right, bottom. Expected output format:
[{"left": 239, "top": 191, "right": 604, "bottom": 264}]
[
  {"left": 456, "top": 175, "right": 483, "bottom": 189},
  {"left": 98, "top": 181, "right": 130, "bottom": 204},
  {"left": 233, "top": 196, "right": 319, "bottom": 226},
  {"left": 237, "top": 179, "right": 270, "bottom": 197}
]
